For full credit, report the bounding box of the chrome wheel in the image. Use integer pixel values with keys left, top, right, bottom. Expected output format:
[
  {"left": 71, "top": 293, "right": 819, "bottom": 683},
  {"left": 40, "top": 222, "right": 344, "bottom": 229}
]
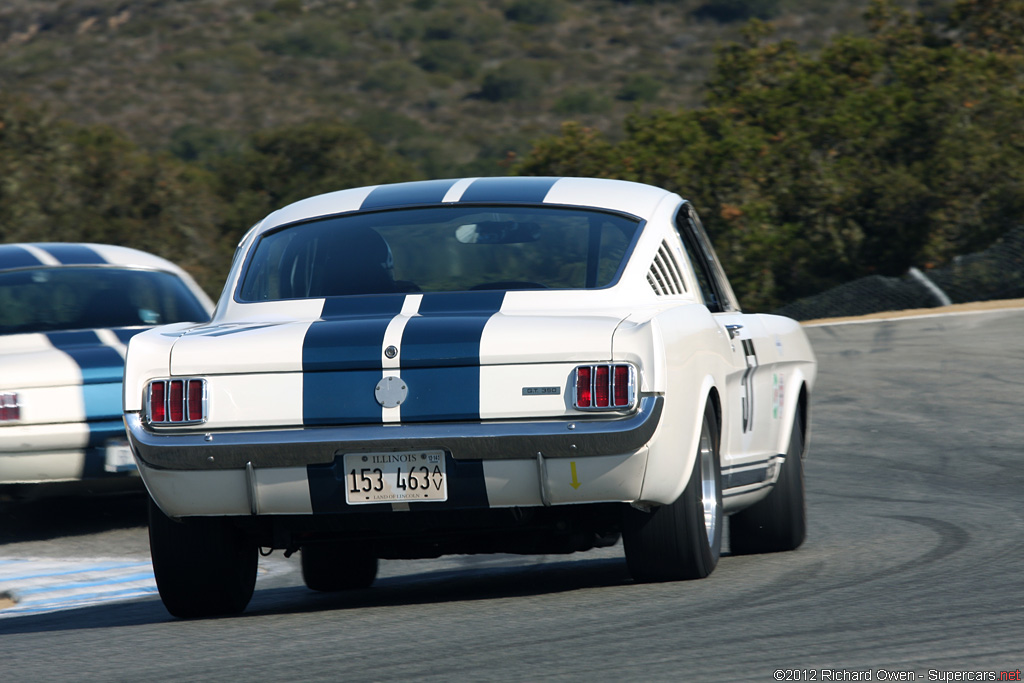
[{"left": 699, "top": 422, "right": 721, "bottom": 549}]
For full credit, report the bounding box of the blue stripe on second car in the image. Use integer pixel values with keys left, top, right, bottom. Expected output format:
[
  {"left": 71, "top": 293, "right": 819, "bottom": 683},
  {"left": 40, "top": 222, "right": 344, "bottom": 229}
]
[
  {"left": 35, "top": 244, "right": 106, "bottom": 265},
  {"left": 399, "top": 291, "right": 505, "bottom": 423},
  {"left": 0, "top": 244, "right": 42, "bottom": 271},
  {"left": 45, "top": 332, "right": 125, "bottom": 385}
]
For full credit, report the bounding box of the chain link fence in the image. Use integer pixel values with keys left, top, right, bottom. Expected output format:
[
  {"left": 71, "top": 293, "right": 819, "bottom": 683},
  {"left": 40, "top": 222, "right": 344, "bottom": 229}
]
[{"left": 772, "top": 226, "right": 1024, "bottom": 321}]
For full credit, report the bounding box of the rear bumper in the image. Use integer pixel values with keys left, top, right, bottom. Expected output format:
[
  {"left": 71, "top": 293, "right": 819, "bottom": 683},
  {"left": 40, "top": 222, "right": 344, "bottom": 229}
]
[
  {"left": 124, "top": 396, "right": 663, "bottom": 471},
  {"left": 127, "top": 397, "right": 663, "bottom": 517},
  {"left": 1, "top": 420, "right": 138, "bottom": 484}
]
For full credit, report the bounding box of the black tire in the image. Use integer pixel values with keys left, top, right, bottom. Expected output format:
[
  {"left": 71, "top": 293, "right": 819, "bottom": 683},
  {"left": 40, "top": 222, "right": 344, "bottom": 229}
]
[
  {"left": 148, "top": 497, "right": 257, "bottom": 618},
  {"left": 623, "top": 404, "right": 723, "bottom": 582},
  {"left": 729, "top": 410, "right": 807, "bottom": 555},
  {"left": 301, "top": 542, "right": 378, "bottom": 592}
]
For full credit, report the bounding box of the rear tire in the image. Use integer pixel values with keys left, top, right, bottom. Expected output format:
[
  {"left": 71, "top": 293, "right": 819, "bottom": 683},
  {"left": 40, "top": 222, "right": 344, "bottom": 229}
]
[
  {"left": 148, "top": 498, "right": 257, "bottom": 618},
  {"left": 729, "top": 410, "right": 806, "bottom": 555},
  {"left": 624, "top": 404, "right": 722, "bottom": 582},
  {"left": 301, "top": 542, "right": 378, "bottom": 592}
]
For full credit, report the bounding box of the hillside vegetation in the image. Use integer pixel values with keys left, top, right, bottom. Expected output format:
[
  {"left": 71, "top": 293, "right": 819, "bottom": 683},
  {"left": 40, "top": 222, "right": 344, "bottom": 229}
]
[{"left": 3, "top": 0, "right": 1021, "bottom": 312}]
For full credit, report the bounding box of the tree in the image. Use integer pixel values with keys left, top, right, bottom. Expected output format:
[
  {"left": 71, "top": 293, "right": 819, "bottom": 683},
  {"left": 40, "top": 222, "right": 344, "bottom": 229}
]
[{"left": 517, "top": 1, "right": 1024, "bottom": 310}]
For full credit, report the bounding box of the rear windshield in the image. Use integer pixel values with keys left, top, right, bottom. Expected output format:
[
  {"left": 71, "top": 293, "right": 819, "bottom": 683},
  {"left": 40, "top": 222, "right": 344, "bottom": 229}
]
[
  {"left": 237, "top": 206, "right": 641, "bottom": 301},
  {"left": 0, "top": 267, "right": 210, "bottom": 335}
]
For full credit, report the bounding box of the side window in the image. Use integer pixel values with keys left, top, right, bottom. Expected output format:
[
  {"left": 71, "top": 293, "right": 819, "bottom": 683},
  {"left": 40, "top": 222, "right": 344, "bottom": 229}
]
[{"left": 676, "top": 206, "right": 725, "bottom": 312}]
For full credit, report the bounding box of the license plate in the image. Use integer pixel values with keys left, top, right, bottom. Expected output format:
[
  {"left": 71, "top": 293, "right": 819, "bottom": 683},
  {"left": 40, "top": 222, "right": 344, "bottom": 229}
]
[
  {"left": 104, "top": 440, "right": 137, "bottom": 473},
  {"left": 343, "top": 450, "right": 447, "bottom": 505}
]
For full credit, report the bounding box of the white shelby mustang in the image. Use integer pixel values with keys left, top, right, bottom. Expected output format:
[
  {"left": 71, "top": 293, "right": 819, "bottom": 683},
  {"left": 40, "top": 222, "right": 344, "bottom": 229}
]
[
  {"left": 122, "top": 177, "right": 817, "bottom": 619},
  {"left": 0, "top": 243, "right": 213, "bottom": 497}
]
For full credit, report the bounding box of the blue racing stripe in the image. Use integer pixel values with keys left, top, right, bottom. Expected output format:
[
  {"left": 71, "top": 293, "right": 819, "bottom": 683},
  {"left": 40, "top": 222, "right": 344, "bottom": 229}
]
[
  {"left": 303, "top": 295, "right": 405, "bottom": 372},
  {"left": 44, "top": 331, "right": 128, "bottom": 478},
  {"left": 402, "top": 291, "right": 505, "bottom": 368},
  {"left": 0, "top": 244, "right": 42, "bottom": 270},
  {"left": 360, "top": 179, "right": 462, "bottom": 210},
  {"left": 113, "top": 328, "right": 146, "bottom": 345},
  {"left": 458, "top": 177, "right": 559, "bottom": 204},
  {"left": 302, "top": 295, "right": 406, "bottom": 426},
  {"left": 303, "top": 369, "right": 385, "bottom": 426},
  {"left": 723, "top": 463, "right": 771, "bottom": 489},
  {"left": 399, "top": 291, "right": 505, "bottom": 422},
  {"left": 45, "top": 332, "right": 125, "bottom": 384},
  {"left": 46, "top": 333, "right": 125, "bottom": 387},
  {"left": 36, "top": 244, "right": 106, "bottom": 265}
]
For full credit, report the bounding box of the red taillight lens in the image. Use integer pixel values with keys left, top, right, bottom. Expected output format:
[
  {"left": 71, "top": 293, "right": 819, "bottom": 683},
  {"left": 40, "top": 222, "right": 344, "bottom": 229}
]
[
  {"left": 574, "top": 364, "right": 634, "bottom": 411},
  {"left": 168, "top": 380, "right": 184, "bottom": 422},
  {"left": 149, "top": 382, "right": 166, "bottom": 422},
  {"left": 147, "top": 379, "right": 205, "bottom": 424},
  {"left": 594, "top": 366, "right": 610, "bottom": 407},
  {"left": 0, "top": 392, "right": 19, "bottom": 422},
  {"left": 614, "top": 365, "right": 630, "bottom": 407},
  {"left": 575, "top": 366, "right": 592, "bottom": 408},
  {"left": 187, "top": 380, "right": 203, "bottom": 421}
]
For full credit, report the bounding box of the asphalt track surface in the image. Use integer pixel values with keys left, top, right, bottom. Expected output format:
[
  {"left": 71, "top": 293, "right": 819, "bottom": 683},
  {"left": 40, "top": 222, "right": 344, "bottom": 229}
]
[{"left": 1, "top": 307, "right": 1022, "bottom": 681}]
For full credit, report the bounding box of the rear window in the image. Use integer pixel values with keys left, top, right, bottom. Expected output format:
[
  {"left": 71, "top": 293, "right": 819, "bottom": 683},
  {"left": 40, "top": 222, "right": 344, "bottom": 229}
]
[
  {"left": 0, "top": 267, "right": 210, "bottom": 335},
  {"left": 237, "top": 206, "right": 641, "bottom": 301}
]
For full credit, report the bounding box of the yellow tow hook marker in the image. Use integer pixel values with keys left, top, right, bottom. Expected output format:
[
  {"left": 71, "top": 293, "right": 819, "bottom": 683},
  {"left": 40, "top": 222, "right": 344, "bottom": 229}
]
[{"left": 570, "top": 461, "right": 581, "bottom": 489}]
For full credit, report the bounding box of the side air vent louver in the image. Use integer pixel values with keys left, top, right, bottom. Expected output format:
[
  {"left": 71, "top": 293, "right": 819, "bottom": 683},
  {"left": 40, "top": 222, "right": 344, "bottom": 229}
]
[{"left": 647, "top": 241, "right": 687, "bottom": 296}]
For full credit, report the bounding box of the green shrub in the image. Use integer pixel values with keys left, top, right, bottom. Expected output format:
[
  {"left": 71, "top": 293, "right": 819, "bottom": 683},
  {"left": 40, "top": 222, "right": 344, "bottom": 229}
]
[
  {"left": 617, "top": 74, "right": 662, "bottom": 102},
  {"left": 415, "top": 41, "right": 480, "bottom": 79},
  {"left": 361, "top": 61, "right": 421, "bottom": 93},
  {"left": 505, "top": 0, "right": 564, "bottom": 25},
  {"left": 479, "top": 61, "right": 547, "bottom": 102},
  {"left": 260, "top": 24, "right": 350, "bottom": 59},
  {"left": 553, "top": 87, "right": 613, "bottom": 114}
]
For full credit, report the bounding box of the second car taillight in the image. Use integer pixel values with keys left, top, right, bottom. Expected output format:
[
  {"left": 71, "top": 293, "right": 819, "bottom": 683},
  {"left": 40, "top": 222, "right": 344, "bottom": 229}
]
[
  {"left": 0, "top": 392, "right": 20, "bottom": 422},
  {"left": 146, "top": 379, "right": 206, "bottom": 425},
  {"left": 573, "top": 364, "right": 635, "bottom": 410}
]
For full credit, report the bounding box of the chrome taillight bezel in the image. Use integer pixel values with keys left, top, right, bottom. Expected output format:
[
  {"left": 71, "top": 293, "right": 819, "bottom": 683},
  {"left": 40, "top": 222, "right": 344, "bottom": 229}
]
[
  {"left": 144, "top": 378, "right": 208, "bottom": 426},
  {"left": 573, "top": 364, "right": 637, "bottom": 411}
]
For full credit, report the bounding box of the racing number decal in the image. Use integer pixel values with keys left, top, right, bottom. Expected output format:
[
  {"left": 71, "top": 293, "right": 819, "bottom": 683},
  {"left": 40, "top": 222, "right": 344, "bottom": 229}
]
[{"left": 741, "top": 339, "right": 758, "bottom": 433}]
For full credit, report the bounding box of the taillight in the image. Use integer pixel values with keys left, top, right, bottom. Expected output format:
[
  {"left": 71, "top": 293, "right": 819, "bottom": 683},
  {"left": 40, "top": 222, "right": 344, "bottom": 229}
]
[
  {"left": 575, "top": 366, "right": 592, "bottom": 408},
  {"left": 573, "top": 364, "right": 635, "bottom": 411},
  {"left": 146, "top": 379, "right": 206, "bottom": 425},
  {"left": 0, "top": 392, "right": 20, "bottom": 422}
]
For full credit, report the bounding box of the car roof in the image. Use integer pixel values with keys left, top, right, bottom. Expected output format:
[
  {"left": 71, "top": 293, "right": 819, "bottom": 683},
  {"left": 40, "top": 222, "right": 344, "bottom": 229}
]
[
  {"left": 0, "top": 243, "right": 187, "bottom": 275},
  {"left": 257, "top": 177, "right": 683, "bottom": 236}
]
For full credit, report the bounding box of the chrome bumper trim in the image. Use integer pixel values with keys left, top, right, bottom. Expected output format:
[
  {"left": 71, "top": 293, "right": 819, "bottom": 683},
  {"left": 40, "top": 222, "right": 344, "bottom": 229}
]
[{"left": 125, "top": 396, "right": 663, "bottom": 471}]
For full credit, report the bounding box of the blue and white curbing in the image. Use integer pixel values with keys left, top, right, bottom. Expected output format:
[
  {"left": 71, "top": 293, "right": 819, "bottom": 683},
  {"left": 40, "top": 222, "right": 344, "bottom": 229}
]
[{"left": 0, "top": 557, "right": 157, "bottom": 617}]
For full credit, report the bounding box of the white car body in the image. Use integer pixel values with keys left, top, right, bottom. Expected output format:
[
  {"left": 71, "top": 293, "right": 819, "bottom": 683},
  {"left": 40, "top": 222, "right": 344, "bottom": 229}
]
[
  {"left": 0, "top": 243, "right": 214, "bottom": 496},
  {"left": 122, "top": 177, "right": 817, "bottom": 617}
]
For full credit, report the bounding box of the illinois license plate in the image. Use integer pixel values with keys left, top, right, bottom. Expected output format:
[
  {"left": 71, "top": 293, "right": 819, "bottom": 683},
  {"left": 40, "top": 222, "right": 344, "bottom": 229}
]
[{"left": 343, "top": 450, "right": 447, "bottom": 505}]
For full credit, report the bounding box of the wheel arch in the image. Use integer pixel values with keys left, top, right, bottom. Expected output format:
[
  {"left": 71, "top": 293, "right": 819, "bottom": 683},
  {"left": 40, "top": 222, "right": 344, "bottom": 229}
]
[{"left": 637, "top": 377, "right": 721, "bottom": 506}]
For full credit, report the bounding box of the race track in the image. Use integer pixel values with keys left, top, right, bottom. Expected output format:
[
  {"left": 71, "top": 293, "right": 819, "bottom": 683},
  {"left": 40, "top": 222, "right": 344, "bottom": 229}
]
[{"left": 1, "top": 307, "right": 1022, "bottom": 681}]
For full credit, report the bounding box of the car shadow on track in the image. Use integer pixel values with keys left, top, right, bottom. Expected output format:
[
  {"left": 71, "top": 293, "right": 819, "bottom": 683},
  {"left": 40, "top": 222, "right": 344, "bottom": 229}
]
[
  {"left": 0, "top": 556, "right": 634, "bottom": 635},
  {"left": 0, "top": 493, "right": 148, "bottom": 545},
  {"left": 251, "top": 555, "right": 635, "bottom": 618}
]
